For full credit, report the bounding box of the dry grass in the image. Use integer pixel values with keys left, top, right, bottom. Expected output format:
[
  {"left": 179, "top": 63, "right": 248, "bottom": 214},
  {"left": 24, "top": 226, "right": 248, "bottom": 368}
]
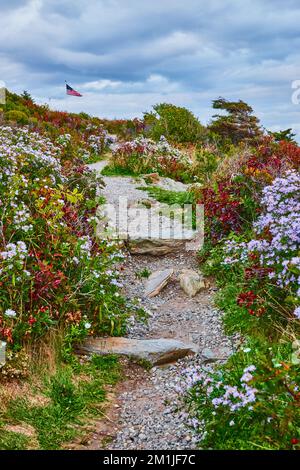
[
  {"left": 215, "top": 147, "right": 252, "bottom": 180},
  {"left": 24, "top": 326, "right": 65, "bottom": 375},
  {"left": 0, "top": 369, "right": 50, "bottom": 412},
  {"left": 0, "top": 328, "right": 64, "bottom": 430}
]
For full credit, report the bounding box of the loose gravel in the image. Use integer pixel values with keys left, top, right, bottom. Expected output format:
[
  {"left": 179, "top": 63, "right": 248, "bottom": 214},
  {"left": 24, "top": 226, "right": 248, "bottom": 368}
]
[{"left": 108, "top": 252, "right": 236, "bottom": 450}]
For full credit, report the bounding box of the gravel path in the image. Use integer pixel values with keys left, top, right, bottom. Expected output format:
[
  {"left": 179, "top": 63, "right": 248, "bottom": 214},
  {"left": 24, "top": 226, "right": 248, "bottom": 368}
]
[
  {"left": 82, "top": 163, "right": 236, "bottom": 450},
  {"left": 107, "top": 252, "right": 235, "bottom": 450}
]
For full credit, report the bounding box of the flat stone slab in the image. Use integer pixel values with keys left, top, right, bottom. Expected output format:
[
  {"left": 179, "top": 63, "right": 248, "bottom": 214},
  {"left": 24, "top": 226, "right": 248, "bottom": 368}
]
[
  {"left": 77, "top": 337, "right": 198, "bottom": 366},
  {"left": 128, "top": 237, "right": 196, "bottom": 255},
  {"left": 144, "top": 268, "right": 174, "bottom": 297},
  {"left": 96, "top": 200, "right": 200, "bottom": 255}
]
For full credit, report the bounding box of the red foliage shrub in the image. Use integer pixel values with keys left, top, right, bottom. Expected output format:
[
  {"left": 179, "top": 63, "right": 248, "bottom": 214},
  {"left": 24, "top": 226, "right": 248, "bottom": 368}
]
[{"left": 199, "top": 180, "right": 243, "bottom": 240}]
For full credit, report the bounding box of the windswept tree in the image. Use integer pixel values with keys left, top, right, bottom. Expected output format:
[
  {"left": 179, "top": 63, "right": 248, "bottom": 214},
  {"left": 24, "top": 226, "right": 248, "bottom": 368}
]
[
  {"left": 209, "top": 97, "right": 262, "bottom": 145},
  {"left": 268, "top": 128, "right": 297, "bottom": 143}
]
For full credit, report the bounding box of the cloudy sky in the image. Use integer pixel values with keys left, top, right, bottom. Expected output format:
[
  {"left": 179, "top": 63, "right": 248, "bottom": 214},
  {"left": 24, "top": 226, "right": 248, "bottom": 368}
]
[{"left": 1, "top": 0, "right": 300, "bottom": 135}]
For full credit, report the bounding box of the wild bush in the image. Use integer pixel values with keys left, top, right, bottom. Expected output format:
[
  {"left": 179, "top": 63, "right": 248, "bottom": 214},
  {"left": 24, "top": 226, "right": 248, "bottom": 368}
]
[
  {"left": 108, "top": 135, "right": 195, "bottom": 182},
  {"left": 5, "top": 110, "right": 29, "bottom": 125},
  {"left": 144, "top": 103, "right": 207, "bottom": 144},
  {"left": 0, "top": 126, "right": 139, "bottom": 353}
]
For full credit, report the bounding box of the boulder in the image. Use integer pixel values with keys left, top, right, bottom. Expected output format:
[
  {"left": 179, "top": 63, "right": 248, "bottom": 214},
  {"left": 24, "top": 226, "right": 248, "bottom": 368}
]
[
  {"left": 179, "top": 269, "right": 205, "bottom": 297},
  {"left": 144, "top": 268, "right": 174, "bottom": 297},
  {"left": 77, "top": 337, "right": 198, "bottom": 366},
  {"left": 96, "top": 197, "right": 200, "bottom": 255}
]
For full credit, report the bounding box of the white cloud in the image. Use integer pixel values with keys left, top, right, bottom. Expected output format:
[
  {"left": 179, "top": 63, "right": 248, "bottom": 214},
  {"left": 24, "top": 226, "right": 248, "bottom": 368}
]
[
  {"left": 81, "top": 79, "right": 122, "bottom": 90},
  {"left": 1, "top": 0, "right": 300, "bottom": 138}
]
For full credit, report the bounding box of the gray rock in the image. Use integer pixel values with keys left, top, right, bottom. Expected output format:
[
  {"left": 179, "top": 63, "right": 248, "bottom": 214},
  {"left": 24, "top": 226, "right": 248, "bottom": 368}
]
[
  {"left": 201, "top": 346, "right": 232, "bottom": 363},
  {"left": 128, "top": 238, "right": 191, "bottom": 255},
  {"left": 179, "top": 269, "right": 206, "bottom": 297},
  {"left": 77, "top": 337, "right": 198, "bottom": 366},
  {"left": 154, "top": 177, "right": 188, "bottom": 193},
  {"left": 144, "top": 269, "right": 174, "bottom": 297},
  {"left": 95, "top": 186, "right": 199, "bottom": 255}
]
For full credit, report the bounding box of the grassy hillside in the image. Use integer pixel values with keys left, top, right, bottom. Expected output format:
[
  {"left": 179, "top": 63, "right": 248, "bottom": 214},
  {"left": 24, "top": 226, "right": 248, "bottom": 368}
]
[{"left": 0, "top": 92, "right": 144, "bottom": 449}]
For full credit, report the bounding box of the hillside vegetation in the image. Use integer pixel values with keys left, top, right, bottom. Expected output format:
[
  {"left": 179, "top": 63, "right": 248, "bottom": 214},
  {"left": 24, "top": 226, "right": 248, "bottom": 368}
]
[{"left": 0, "top": 90, "right": 299, "bottom": 450}]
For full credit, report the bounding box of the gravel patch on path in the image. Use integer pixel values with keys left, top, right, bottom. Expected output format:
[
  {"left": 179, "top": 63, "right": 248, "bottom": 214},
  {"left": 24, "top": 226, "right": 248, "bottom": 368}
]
[{"left": 89, "top": 161, "right": 154, "bottom": 205}]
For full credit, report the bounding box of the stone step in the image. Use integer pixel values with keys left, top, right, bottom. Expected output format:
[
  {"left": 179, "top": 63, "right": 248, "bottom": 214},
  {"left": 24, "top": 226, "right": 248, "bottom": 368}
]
[
  {"left": 76, "top": 337, "right": 198, "bottom": 366},
  {"left": 96, "top": 202, "right": 201, "bottom": 255},
  {"left": 89, "top": 163, "right": 202, "bottom": 255}
]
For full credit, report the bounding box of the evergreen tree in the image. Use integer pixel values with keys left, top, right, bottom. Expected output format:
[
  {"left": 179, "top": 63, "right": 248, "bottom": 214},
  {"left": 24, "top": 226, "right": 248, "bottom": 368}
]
[{"left": 21, "top": 90, "right": 34, "bottom": 103}]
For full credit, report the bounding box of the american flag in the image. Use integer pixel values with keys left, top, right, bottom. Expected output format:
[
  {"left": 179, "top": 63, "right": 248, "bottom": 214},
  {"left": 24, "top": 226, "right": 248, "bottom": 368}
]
[{"left": 66, "top": 83, "right": 82, "bottom": 97}]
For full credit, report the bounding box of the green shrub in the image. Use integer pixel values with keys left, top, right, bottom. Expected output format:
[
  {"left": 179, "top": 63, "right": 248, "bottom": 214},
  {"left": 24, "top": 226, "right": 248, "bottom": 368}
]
[
  {"left": 28, "top": 116, "right": 39, "bottom": 128},
  {"left": 0, "top": 430, "right": 29, "bottom": 450},
  {"left": 5, "top": 110, "right": 29, "bottom": 125},
  {"left": 194, "top": 146, "right": 219, "bottom": 184},
  {"left": 48, "top": 368, "right": 83, "bottom": 416},
  {"left": 78, "top": 112, "right": 90, "bottom": 120},
  {"left": 144, "top": 103, "right": 207, "bottom": 143},
  {"left": 209, "top": 97, "right": 262, "bottom": 146}
]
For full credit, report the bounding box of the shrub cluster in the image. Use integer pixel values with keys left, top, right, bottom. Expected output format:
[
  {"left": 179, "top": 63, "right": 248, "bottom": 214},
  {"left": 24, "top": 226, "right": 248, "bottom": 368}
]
[
  {"left": 0, "top": 126, "right": 138, "bottom": 353},
  {"left": 108, "top": 135, "right": 195, "bottom": 182},
  {"left": 183, "top": 136, "right": 300, "bottom": 449}
]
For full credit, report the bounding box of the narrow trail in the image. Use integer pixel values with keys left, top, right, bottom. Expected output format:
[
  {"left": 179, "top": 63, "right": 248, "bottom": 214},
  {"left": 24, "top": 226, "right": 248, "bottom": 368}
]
[{"left": 79, "top": 162, "right": 236, "bottom": 450}]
